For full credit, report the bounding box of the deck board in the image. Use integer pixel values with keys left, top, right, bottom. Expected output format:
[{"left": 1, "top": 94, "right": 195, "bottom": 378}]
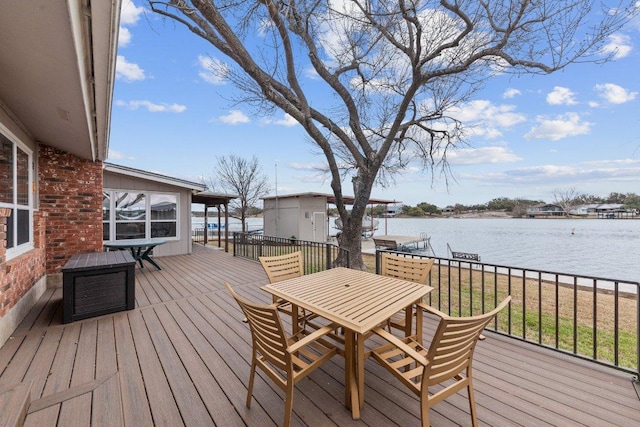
[
  {"left": 58, "top": 320, "right": 97, "bottom": 426},
  {"left": 113, "top": 313, "right": 154, "bottom": 426},
  {"left": 0, "top": 244, "right": 638, "bottom": 426}
]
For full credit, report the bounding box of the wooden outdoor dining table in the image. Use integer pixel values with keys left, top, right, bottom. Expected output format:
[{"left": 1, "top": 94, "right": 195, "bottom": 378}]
[{"left": 262, "top": 267, "right": 433, "bottom": 420}]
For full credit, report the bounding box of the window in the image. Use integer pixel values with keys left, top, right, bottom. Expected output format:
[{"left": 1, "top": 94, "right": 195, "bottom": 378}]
[
  {"left": 103, "top": 190, "right": 178, "bottom": 241},
  {"left": 150, "top": 194, "right": 177, "bottom": 238},
  {"left": 0, "top": 130, "right": 33, "bottom": 257}
]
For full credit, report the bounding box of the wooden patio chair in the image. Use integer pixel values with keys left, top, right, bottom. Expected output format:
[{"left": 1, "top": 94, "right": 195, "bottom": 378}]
[
  {"left": 226, "top": 283, "right": 340, "bottom": 427},
  {"left": 380, "top": 252, "right": 435, "bottom": 340},
  {"left": 259, "top": 251, "right": 316, "bottom": 328},
  {"left": 370, "top": 296, "right": 511, "bottom": 427}
]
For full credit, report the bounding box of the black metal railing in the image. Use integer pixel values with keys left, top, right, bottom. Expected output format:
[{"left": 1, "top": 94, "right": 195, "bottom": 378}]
[
  {"left": 192, "top": 228, "right": 206, "bottom": 244},
  {"left": 193, "top": 227, "right": 244, "bottom": 244},
  {"left": 233, "top": 232, "right": 350, "bottom": 272},
  {"left": 376, "top": 249, "right": 640, "bottom": 377}
]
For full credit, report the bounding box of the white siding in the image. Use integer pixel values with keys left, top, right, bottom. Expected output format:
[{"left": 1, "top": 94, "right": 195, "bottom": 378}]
[{"left": 103, "top": 171, "right": 193, "bottom": 256}]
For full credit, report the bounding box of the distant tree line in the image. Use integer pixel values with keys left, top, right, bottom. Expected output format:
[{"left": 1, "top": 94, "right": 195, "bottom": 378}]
[{"left": 361, "top": 192, "right": 640, "bottom": 218}]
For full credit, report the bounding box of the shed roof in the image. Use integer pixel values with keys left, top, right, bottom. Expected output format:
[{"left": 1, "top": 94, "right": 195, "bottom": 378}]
[
  {"left": 192, "top": 191, "right": 238, "bottom": 207},
  {"left": 262, "top": 192, "right": 399, "bottom": 205}
]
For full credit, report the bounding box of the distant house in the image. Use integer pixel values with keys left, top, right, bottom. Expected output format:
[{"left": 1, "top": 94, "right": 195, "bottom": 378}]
[
  {"left": 595, "top": 203, "right": 623, "bottom": 213},
  {"left": 568, "top": 203, "right": 636, "bottom": 219},
  {"left": 567, "top": 204, "right": 600, "bottom": 216},
  {"left": 385, "top": 204, "right": 403, "bottom": 217},
  {"left": 526, "top": 204, "right": 565, "bottom": 218}
]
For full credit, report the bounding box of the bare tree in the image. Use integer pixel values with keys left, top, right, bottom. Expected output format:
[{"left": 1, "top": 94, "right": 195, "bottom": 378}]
[
  {"left": 553, "top": 188, "right": 580, "bottom": 215},
  {"left": 206, "top": 155, "right": 271, "bottom": 233},
  {"left": 149, "top": 0, "right": 638, "bottom": 269}
]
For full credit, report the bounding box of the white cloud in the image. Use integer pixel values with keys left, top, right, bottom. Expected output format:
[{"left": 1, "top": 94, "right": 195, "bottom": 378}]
[
  {"left": 118, "top": 0, "right": 144, "bottom": 48},
  {"left": 115, "top": 100, "right": 186, "bottom": 112},
  {"left": 120, "top": 0, "right": 144, "bottom": 25},
  {"left": 272, "top": 113, "right": 298, "bottom": 127},
  {"left": 116, "top": 55, "right": 145, "bottom": 81},
  {"left": 219, "top": 110, "right": 250, "bottom": 125},
  {"left": 295, "top": 172, "right": 330, "bottom": 184},
  {"left": 448, "top": 100, "right": 525, "bottom": 140},
  {"left": 263, "top": 113, "right": 298, "bottom": 127},
  {"left": 502, "top": 88, "right": 521, "bottom": 99},
  {"left": 448, "top": 146, "right": 521, "bottom": 165},
  {"left": 452, "top": 100, "right": 525, "bottom": 127},
  {"left": 118, "top": 27, "right": 132, "bottom": 48},
  {"left": 289, "top": 162, "right": 327, "bottom": 171},
  {"left": 546, "top": 86, "right": 578, "bottom": 105},
  {"left": 601, "top": 34, "right": 633, "bottom": 59},
  {"left": 475, "top": 163, "right": 640, "bottom": 185},
  {"left": 465, "top": 127, "right": 503, "bottom": 139},
  {"left": 582, "top": 158, "right": 640, "bottom": 166},
  {"left": 304, "top": 67, "right": 320, "bottom": 80},
  {"left": 594, "top": 83, "right": 638, "bottom": 104},
  {"left": 524, "top": 113, "right": 591, "bottom": 141},
  {"left": 107, "top": 149, "right": 135, "bottom": 161},
  {"left": 198, "top": 55, "right": 230, "bottom": 85}
]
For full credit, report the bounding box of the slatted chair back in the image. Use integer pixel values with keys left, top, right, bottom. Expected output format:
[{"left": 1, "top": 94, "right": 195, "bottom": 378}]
[
  {"left": 380, "top": 252, "right": 435, "bottom": 338},
  {"left": 226, "top": 283, "right": 339, "bottom": 427},
  {"left": 381, "top": 252, "right": 434, "bottom": 284},
  {"left": 226, "top": 283, "right": 289, "bottom": 371},
  {"left": 259, "top": 251, "right": 304, "bottom": 284},
  {"left": 425, "top": 296, "right": 511, "bottom": 387},
  {"left": 371, "top": 296, "right": 511, "bottom": 427}
]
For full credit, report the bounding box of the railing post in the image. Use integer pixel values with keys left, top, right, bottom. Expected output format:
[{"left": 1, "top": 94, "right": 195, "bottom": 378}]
[
  {"left": 232, "top": 232, "right": 236, "bottom": 256},
  {"left": 326, "top": 244, "right": 332, "bottom": 270},
  {"left": 637, "top": 288, "right": 640, "bottom": 379}
]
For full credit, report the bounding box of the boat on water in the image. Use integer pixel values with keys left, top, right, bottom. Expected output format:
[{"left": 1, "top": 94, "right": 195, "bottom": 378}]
[{"left": 334, "top": 215, "right": 379, "bottom": 238}]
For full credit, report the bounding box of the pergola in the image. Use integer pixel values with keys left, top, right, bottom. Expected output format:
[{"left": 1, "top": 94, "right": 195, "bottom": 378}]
[{"left": 192, "top": 191, "right": 238, "bottom": 252}]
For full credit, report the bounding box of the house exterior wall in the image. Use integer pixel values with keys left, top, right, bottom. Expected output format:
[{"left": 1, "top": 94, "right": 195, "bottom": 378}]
[
  {"left": 103, "top": 171, "right": 193, "bottom": 256},
  {"left": 0, "top": 108, "right": 47, "bottom": 346},
  {"left": 39, "top": 145, "right": 104, "bottom": 276},
  {"left": 1, "top": 144, "right": 104, "bottom": 346},
  {"left": 0, "top": 209, "right": 47, "bottom": 345}
]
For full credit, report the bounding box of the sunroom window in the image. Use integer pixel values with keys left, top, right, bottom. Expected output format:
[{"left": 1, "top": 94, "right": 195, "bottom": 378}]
[{"left": 103, "top": 190, "right": 178, "bottom": 241}]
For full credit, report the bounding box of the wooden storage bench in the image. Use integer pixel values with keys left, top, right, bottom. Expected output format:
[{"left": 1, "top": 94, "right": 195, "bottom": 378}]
[{"left": 62, "top": 251, "right": 136, "bottom": 323}]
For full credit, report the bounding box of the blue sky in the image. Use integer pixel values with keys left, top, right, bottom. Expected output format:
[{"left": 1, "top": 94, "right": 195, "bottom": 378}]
[{"left": 109, "top": 1, "right": 640, "bottom": 208}]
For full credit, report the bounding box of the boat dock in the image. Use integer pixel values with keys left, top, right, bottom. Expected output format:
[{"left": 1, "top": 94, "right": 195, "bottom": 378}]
[{"left": 366, "top": 233, "right": 435, "bottom": 255}]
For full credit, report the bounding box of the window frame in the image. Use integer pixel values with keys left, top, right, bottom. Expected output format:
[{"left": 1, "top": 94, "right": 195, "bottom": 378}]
[
  {"left": 103, "top": 189, "right": 180, "bottom": 242},
  {"left": 0, "top": 125, "right": 34, "bottom": 259}
]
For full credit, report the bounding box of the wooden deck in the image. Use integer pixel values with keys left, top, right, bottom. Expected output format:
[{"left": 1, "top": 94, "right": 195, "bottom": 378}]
[{"left": 0, "top": 245, "right": 638, "bottom": 426}]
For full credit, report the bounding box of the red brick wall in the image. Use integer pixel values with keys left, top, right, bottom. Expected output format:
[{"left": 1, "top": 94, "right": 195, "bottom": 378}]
[
  {"left": 39, "top": 145, "right": 103, "bottom": 274},
  {"left": 0, "top": 210, "right": 46, "bottom": 317}
]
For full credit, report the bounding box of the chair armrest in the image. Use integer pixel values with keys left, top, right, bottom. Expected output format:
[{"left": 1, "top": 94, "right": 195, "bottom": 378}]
[
  {"left": 287, "top": 323, "right": 340, "bottom": 353},
  {"left": 371, "top": 327, "right": 428, "bottom": 366},
  {"left": 416, "top": 302, "right": 447, "bottom": 319}
]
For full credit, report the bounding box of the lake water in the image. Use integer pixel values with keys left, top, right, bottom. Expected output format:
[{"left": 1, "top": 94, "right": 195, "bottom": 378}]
[
  {"left": 375, "top": 217, "right": 639, "bottom": 282},
  {"left": 195, "top": 216, "right": 639, "bottom": 282}
]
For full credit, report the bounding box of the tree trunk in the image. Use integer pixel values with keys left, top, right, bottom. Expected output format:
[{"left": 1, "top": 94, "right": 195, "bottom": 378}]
[
  {"left": 336, "top": 217, "right": 366, "bottom": 270},
  {"left": 334, "top": 172, "right": 373, "bottom": 270}
]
